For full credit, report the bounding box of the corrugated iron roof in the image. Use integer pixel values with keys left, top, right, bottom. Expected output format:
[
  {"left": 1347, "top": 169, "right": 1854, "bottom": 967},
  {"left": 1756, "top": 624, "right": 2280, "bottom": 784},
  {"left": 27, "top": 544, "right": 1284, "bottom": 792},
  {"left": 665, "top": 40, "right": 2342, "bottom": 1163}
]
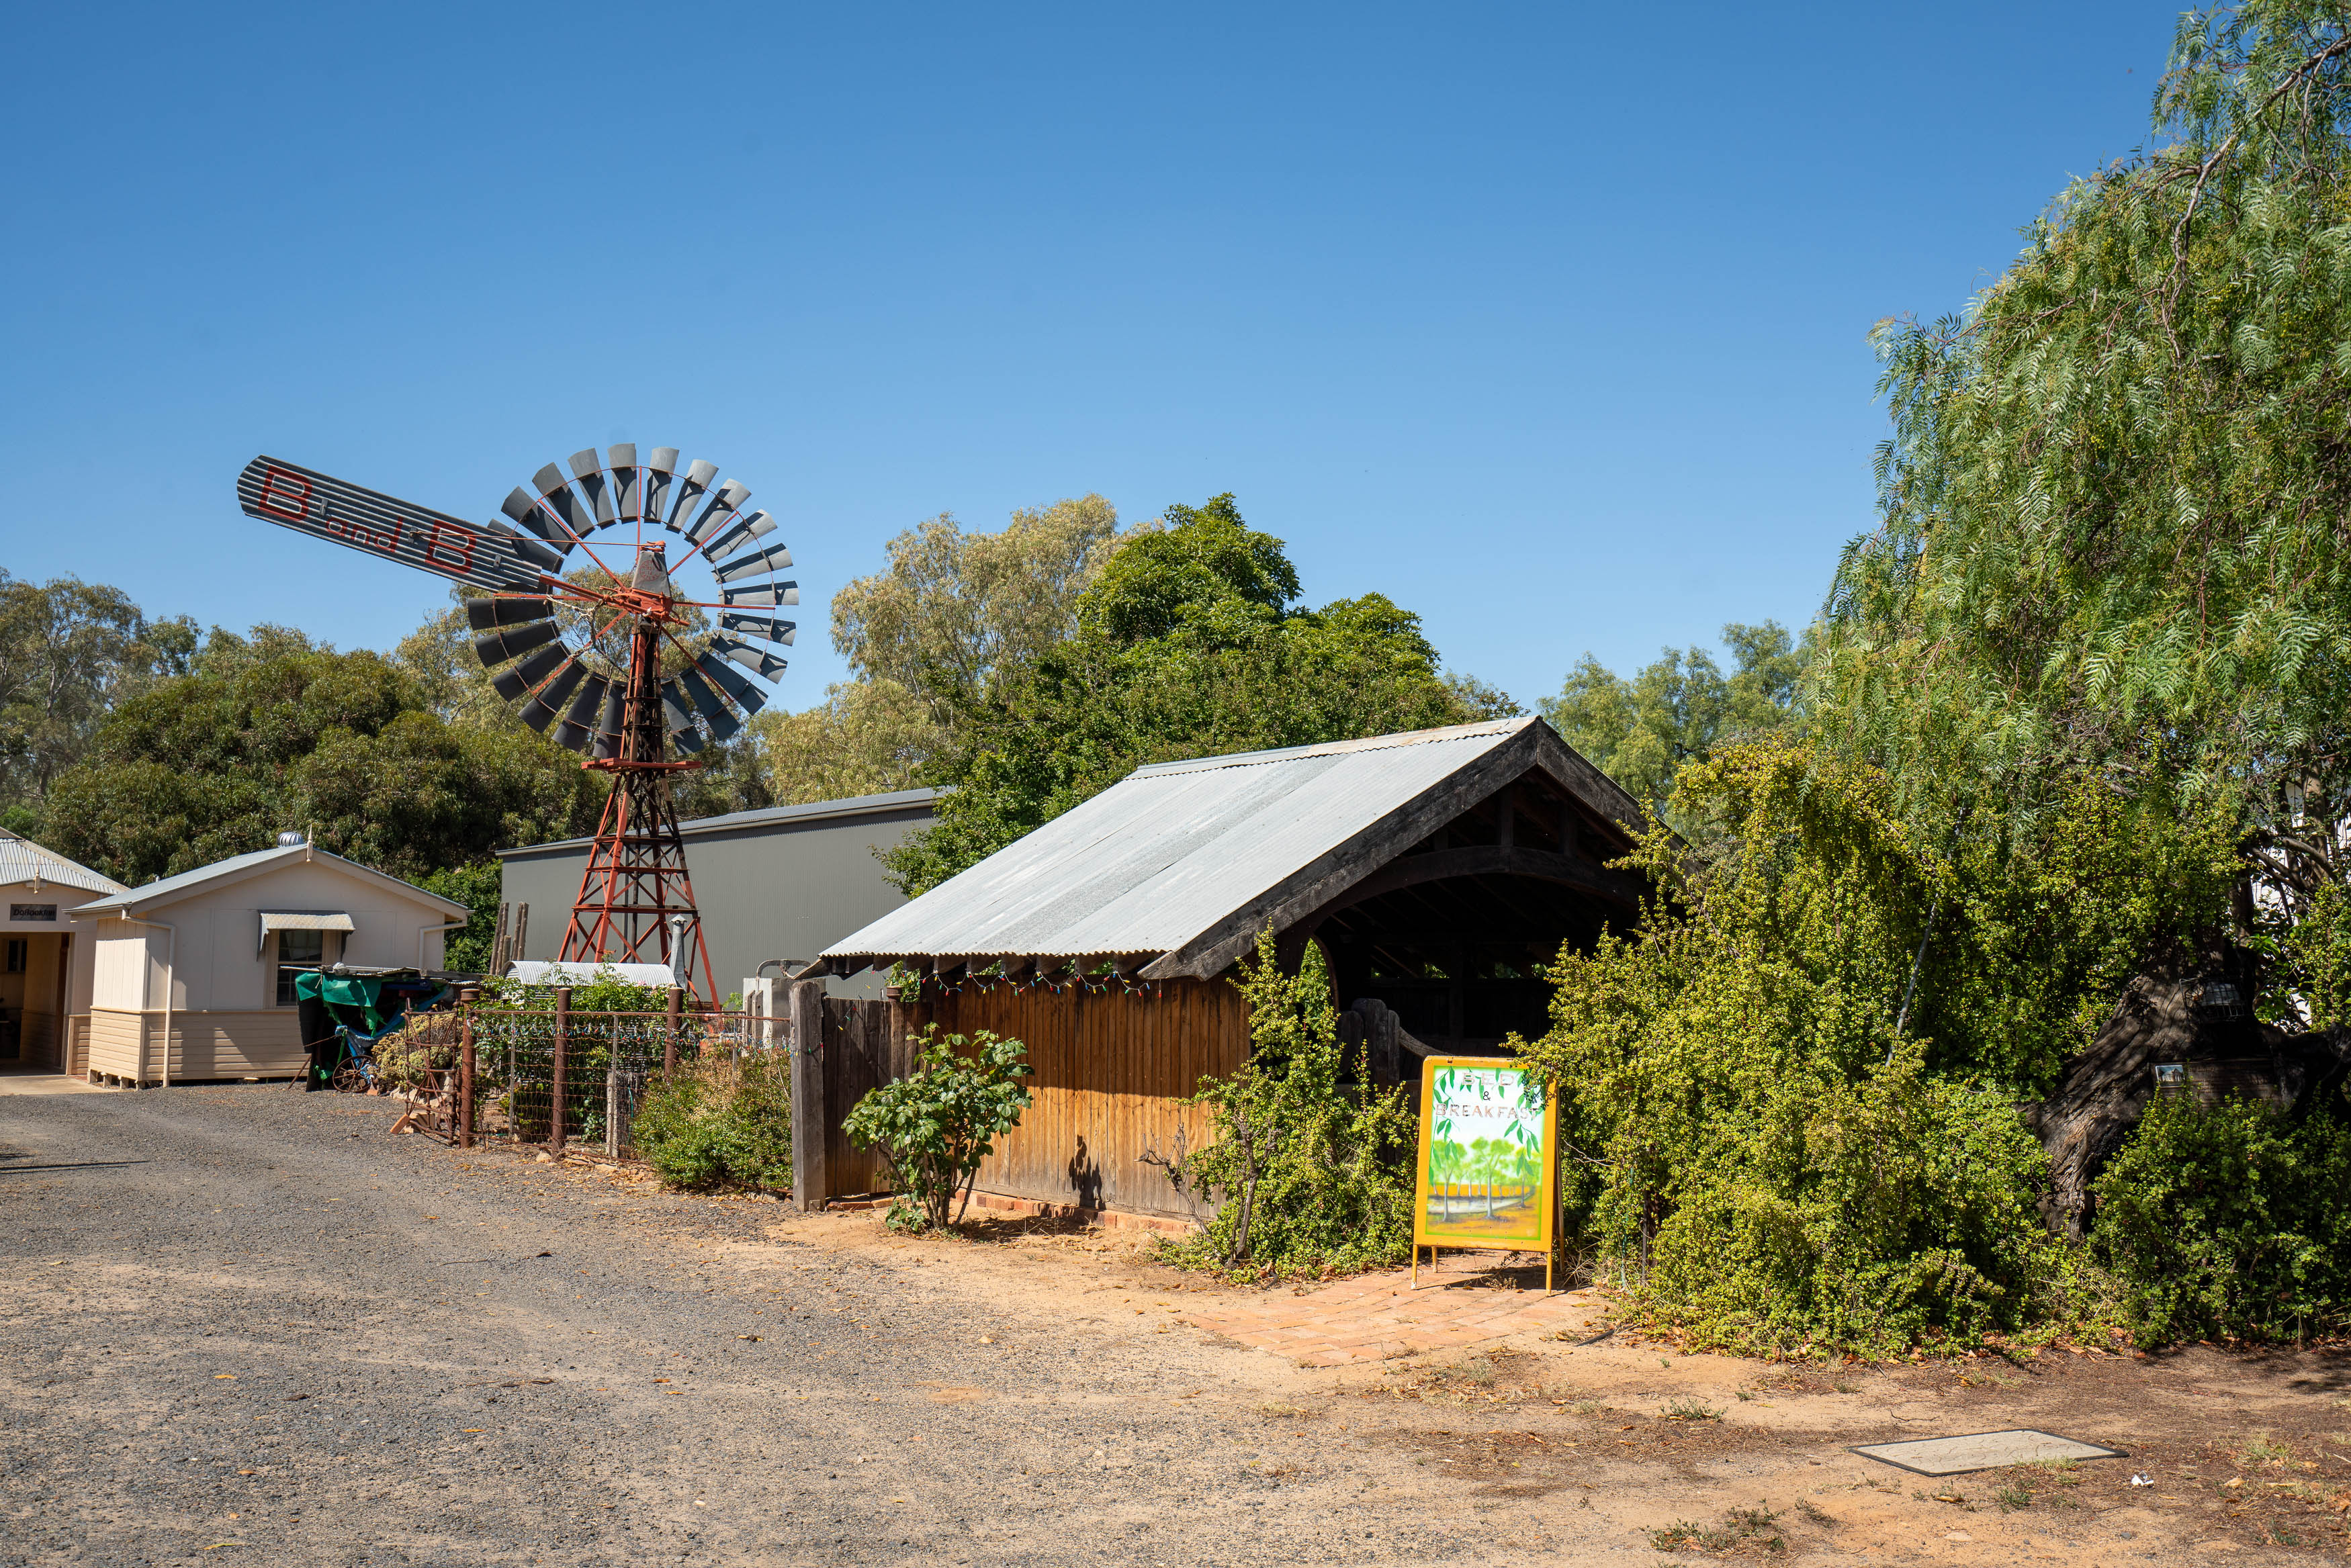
[
  {"left": 823, "top": 717, "right": 1538, "bottom": 970},
  {"left": 0, "top": 833, "right": 127, "bottom": 898}
]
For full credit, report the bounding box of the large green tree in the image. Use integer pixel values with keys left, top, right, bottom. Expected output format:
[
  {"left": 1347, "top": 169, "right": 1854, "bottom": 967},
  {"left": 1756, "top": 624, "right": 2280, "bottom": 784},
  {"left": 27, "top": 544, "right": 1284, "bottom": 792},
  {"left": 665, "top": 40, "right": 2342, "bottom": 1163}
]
[
  {"left": 0, "top": 572, "right": 197, "bottom": 829},
  {"left": 886, "top": 494, "right": 1515, "bottom": 894},
  {"left": 44, "top": 627, "right": 601, "bottom": 886},
  {"left": 1540, "top": 620, "right": 1807, "bottom": 819},
  {"left": 1824, "top": 0, "right": 2351, "bottom": 954},
  {"left": 831, "top": 494, "right": 1136, "bottom": 730}
]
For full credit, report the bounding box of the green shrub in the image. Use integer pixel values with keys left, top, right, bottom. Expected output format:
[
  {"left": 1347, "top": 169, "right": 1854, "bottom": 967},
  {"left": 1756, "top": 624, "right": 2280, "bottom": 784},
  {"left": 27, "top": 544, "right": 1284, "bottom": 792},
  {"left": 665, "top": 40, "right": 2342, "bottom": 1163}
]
[
  {"left": 371, "top": 1019, "right": 456, "bottom": 1091},
  {"left": 632, "top": 1051, "right": 793, "bottom": 1193},
  {"left": 1516, "top": 740, "right": 2168, "bottom": 1355},
  {"left": 2090, "top": 1094, "right": 2351, "bottom": 1345},
  {"left": 842, "top": 1026, "right": 1031, "bottom": 1230},
  {"left": 1155, "top": 931, "right": 1417, "bottom": 1279}
]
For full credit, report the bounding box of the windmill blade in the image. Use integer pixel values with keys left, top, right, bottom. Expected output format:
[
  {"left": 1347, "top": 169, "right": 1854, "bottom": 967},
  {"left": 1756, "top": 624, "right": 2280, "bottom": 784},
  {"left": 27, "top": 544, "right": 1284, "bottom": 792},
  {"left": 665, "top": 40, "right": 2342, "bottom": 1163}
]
[
  {"left": 695, "top": 651, "right": 769, "bottom": 715},
  {"left": 710, "top": 541, "right": 793, "bottom": 584},
  {"left": 531, "top": 463, "right": 597, "bottom": 542},
  {"left": 641, "top": 448, "right": 678, "bottom": 526},
  {"left": 700, "top": 704, "right": 745, "bottom": 745},
  {"left": 472, "top": 620, "right": 562, "bottom": 667},
  {"left": 678, "top": 665, "right": 730, "bottom": 725},
  {"left": 553, "top": 672, "right": 608, "bottom": 754},
  {"left": 490, "top": 520, "right": 566, "bottom": 574},
  {"left": 490, "top": 643, "right": 568, "bottom": 702},
  {"left": 660, "top": 680, "right": 706, "bottom": 754},
  {"left": 237, "top": 456, "right": 546, "bottom": 592},
  {"left": 569, "top": 450, "right": 617, "bottom": 529},
  {"left": 519, "top": 657, "right": 590, "bottom": 731},
  {"left": 566, "top": 673, "right": 609, "bottom": 729},
  {"left": 717, "top": 611, "right": 797, "bottom": 645},
  {"left": 607, "top": 444, "right": 641, "bottom": 521},
  {"left": 498, "top": 488, "right": 572, "bottom": 553},
  {"left": 663, "top": 459, "right": 718, "bottom": 532},
  {"left": 685, "top": 479, "right": 752, "bottom": 546},
  {"left": 719, "top": 581, "right": 799, "bottom": 608},
  {"left": 465, "top": 596, "right": 554, "bottom": 632},
  {"left": 660, "top": 680, "right": 698, "bottom": 734},
  {"left": 710, "top": 633, "right": 789, "bottom": 680},
  {"left": 593, "top": 685, "right": 625, "bottom": 759},
  {"left": 703, "top": 509, "right": 776, "bottom": 561}
]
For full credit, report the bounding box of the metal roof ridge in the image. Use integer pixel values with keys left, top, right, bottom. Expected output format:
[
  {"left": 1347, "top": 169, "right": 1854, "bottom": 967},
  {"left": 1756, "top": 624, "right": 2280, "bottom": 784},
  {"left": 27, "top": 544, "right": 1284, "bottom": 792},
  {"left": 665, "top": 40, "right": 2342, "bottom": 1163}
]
[
  {"left": 497, "top": 786, "right": 941, "bottom": 857},
  {"left": 1126, "top": 716, "right": 1532, "bottom": 779},
  {"left": 81, "top": 843, "right": 468, "bottom": 918}
]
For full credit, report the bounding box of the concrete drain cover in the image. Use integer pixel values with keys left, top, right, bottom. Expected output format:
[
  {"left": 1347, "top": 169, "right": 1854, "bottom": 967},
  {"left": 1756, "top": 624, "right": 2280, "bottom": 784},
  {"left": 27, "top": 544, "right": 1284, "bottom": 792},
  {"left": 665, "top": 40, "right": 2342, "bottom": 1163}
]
[{"left": 1851, "top": 1429, "right": 2125, "bottom": 1476}]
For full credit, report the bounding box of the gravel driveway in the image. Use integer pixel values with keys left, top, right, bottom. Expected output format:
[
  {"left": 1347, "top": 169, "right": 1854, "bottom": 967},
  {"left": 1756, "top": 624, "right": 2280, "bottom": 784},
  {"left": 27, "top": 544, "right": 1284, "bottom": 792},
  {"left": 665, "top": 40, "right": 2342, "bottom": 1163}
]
[
  {"left": 0, "top": 1083, "right": 1509, "bottom": 1568},
  {"left": 9, "top": 1083, "right": 2346, "bottom": 1568}
]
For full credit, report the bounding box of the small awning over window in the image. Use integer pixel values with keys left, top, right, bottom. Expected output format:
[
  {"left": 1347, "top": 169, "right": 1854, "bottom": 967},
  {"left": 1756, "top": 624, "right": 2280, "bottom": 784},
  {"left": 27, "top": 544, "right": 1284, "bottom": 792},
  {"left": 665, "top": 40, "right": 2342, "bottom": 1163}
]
[{"left": 259, "top": 911, "right": 354, "bottom": 954}]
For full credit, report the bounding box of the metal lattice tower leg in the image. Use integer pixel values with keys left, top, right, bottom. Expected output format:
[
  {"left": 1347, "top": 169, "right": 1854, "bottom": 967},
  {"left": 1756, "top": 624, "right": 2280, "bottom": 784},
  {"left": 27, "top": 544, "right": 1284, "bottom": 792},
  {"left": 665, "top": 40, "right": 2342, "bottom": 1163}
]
[{"left": 558, "top": 620, "right": 717, "bottom": 1001}]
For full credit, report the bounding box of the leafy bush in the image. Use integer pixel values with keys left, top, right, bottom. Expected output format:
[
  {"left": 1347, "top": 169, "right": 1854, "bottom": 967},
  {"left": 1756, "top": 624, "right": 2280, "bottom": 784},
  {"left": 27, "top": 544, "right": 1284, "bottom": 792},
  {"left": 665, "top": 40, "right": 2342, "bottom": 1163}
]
[
  {"left": 842, "top": 1026, "right": 1032, "bottom": 1230},
  {"left": 1155, "top": 931, "right": 1416, "bottom": 1279},
  {"left": 371, "top": 1020, "right": 456, "bottom": 1091},
  {"left": 2090, "top": 1094, "right": 2351, "bottom": 1346},
  {"left": 1515, "top": 739, "right": 2199, "bottom": 1354},
  {"left": 632, "top": 1051, "right": 793, "bottom": 1193}
]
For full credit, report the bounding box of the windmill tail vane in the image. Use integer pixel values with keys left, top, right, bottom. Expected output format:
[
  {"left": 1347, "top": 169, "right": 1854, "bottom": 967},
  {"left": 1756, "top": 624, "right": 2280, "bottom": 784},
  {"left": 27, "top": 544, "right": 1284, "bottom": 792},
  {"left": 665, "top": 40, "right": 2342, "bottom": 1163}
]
[{"left": 236, "top": 445, "right": 800, "bottom": 1004}]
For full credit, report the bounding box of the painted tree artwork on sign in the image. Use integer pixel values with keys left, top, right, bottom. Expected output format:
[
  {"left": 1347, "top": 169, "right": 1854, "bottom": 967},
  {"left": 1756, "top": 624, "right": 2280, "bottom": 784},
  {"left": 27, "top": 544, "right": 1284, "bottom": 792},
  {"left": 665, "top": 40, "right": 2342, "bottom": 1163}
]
[{"left": 1414, "top": 1060, "right": 1553, "bottom": 1250}]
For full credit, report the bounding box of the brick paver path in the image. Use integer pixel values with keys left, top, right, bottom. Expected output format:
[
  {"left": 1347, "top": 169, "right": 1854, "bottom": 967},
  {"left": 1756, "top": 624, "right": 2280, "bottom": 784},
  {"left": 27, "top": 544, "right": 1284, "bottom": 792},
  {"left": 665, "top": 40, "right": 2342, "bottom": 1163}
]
[{"left": 1178, "top": 1258, "right": 1600, "bottom": 1367}]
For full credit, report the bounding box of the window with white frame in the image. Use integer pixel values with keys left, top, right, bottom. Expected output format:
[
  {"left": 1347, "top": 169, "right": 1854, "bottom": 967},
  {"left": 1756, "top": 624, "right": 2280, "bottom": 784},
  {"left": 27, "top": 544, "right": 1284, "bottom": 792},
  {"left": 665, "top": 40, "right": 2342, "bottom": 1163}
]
[{"left": 276, "top": 929, "right": 325, "bottom": 1007}]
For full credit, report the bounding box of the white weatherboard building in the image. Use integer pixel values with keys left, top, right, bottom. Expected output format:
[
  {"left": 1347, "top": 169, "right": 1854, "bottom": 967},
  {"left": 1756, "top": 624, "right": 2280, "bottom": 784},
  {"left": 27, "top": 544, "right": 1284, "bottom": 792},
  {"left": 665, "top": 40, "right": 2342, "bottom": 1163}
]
[
  {"left": 76, "top": 840, "right": 470, "bottom": 1087},
  {"left": 0, "top": 831, "right": 128, "bottom": 1072}
]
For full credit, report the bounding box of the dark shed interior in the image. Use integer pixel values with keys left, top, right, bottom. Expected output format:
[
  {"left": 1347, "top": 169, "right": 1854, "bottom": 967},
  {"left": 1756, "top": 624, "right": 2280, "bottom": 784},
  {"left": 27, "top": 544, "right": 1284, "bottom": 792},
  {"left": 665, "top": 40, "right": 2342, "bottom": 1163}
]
[{"left": 1294, "top": 776, "right": 1644, "bottom": 1054}]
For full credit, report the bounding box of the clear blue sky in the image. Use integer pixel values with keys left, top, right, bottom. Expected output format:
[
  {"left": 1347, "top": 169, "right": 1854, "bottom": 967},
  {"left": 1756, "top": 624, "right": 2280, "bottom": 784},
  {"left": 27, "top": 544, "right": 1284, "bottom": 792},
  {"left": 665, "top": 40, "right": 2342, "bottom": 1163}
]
[{"left": 2, "top": 2, "right": 2176, "bottom": 710}]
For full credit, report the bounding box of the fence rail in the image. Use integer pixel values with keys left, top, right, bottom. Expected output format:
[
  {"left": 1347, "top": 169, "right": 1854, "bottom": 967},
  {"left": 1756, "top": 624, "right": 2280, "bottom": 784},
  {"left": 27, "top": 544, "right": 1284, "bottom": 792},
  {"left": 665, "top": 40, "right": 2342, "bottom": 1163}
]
[
  {"left": 385, "top": 1004, "right": 787, "bottom": 1159},
  {"left": 365, "top": 986, "right": 899, "bottom": 1210}
]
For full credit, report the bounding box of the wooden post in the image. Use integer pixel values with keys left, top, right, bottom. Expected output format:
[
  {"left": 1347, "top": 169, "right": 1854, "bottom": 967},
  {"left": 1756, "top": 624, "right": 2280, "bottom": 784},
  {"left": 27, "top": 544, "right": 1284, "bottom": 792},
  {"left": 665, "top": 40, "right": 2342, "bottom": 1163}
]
[
  {"left": 789, "top": 978, "right": 826, "bottom": 1211},
  {"left": 665, "top": 986, "right": 682, "bottom": 1076},
  {"left": 457, "top": 984, "right": 478, "bottom": 1150},
  {"left": 550, "top": 984, "right": 570, "bottom": 1158}
]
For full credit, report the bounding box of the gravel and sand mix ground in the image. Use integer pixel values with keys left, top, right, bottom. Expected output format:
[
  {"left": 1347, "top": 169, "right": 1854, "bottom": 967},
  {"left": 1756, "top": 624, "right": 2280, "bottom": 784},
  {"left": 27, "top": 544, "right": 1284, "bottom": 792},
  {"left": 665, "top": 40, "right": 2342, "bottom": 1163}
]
[{"left": 3, "top": 1081, "right": 2346, "bottom": 1567}]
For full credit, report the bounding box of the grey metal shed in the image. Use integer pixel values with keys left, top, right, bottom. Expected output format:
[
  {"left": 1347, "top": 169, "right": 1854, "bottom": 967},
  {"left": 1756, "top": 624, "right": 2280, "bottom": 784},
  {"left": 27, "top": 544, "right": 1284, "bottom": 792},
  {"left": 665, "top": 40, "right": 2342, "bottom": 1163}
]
[{"left": 498, "top": 788, "right": 935, "bottom": 1002}]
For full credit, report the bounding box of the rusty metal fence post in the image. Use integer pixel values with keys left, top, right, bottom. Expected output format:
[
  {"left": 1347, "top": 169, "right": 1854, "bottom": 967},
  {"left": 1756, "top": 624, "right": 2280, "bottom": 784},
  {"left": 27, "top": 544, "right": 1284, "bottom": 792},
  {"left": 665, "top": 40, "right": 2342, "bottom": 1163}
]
[
  {"left": 457, "top": 984, "right": 478, "bottom": 1149},
  {"left": 551, "top": 985, "right": 570, "bottom": 1157},
  {"left": 665, "top": 986, "right": 682, "bottom": 1076}
]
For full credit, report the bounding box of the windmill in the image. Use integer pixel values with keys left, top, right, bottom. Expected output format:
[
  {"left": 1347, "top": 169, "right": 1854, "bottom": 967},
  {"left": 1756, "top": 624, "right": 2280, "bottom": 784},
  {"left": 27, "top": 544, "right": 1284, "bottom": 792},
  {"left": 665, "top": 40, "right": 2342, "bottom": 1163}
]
[{"left": 236, "top": 446, "right": 797, "bottom": 1001}]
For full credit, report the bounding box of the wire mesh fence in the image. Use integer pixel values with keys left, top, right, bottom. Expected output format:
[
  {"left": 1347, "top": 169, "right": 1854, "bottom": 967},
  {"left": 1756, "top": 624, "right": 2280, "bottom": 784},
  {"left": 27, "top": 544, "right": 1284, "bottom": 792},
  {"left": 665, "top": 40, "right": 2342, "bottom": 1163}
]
[{"left": 378, "top": 1005, "right": 784, "bottom": 1159}]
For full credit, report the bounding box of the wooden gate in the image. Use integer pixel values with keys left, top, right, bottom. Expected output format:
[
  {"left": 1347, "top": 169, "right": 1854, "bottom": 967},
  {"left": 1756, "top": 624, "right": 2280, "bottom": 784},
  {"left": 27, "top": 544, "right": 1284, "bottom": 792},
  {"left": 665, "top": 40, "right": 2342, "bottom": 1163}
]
[{"left": 820, "top": 996, "right": 912, "bottom": 1198}]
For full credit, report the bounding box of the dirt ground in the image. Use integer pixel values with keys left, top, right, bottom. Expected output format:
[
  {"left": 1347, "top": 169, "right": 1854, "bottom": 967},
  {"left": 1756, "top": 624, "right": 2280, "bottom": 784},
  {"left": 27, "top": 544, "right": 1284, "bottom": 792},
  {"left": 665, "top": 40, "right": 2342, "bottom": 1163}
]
[{"left": 1, "top": 1082, "right": 2346, "bottom": 1567}]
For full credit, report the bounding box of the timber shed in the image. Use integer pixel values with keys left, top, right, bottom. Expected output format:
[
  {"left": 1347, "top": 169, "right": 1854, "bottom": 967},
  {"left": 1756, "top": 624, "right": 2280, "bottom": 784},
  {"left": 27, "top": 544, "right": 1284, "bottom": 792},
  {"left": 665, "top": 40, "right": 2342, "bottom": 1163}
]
[{"left": 815, "top": 716, "right": 1646, "bottom": 1220}]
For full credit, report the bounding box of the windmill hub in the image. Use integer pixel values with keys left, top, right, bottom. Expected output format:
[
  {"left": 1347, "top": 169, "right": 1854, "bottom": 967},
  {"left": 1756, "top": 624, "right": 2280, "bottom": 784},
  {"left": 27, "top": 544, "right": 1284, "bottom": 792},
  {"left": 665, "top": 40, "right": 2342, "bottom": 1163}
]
[{"left": 235, "top": 442, "right": 800, "bottom": 1003}]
